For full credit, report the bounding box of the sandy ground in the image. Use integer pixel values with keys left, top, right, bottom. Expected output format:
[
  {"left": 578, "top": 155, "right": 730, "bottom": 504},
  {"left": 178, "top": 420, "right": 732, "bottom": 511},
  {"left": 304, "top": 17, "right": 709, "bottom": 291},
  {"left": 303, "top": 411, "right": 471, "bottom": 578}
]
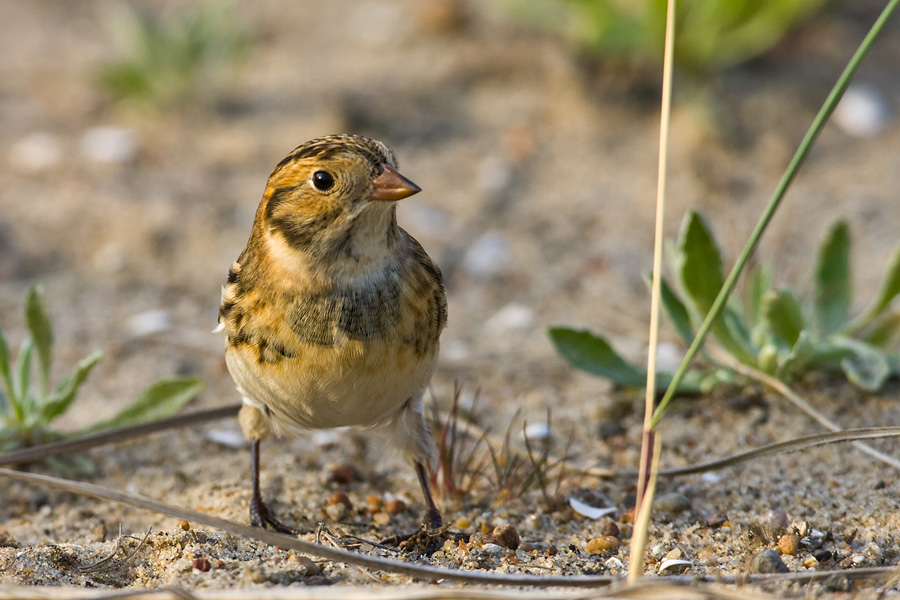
[{"left": 1, "top": 0, "right": 900, "bottom": 597}]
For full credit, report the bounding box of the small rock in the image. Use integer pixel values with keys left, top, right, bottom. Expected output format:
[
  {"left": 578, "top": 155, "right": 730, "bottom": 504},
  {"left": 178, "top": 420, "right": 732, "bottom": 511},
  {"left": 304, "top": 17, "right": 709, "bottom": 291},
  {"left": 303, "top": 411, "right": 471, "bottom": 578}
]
[
  {"left": 385, "top": 499, "right": 406, "bottom": 515},
  {"left": 523, "top": 421, "right": 551, "bottom": 442},
  {"left": 127, "top": 309, "right": 172, "bottom": 337},
  {"left": 481, "top": 543, "right": 503, "bottom": 556},
  {"left": 484, "top": 302, "right": 534, "bottom": 334},
  {"left": 751, "top": 549, "right": 789, "bottom": 574},
  {"left": 91, "top": 522, "right": 107, "bottom": 543},
  {"left": 328, "top": 464, "right": 358, "bottom": 484},
  {"left": 371, "top": 512, "right": 390, "bottom": 526},
  {"left": 664, "top": 547, "right": 682, "bottom": 560},
  {"left": 833, "top": 85, "right": 890, "bottom": 137},
  {"left": 600, "top": 520, "right": 620, "bottom": 538},
  {"left": 192, "top": 557, "right": 211, "bottom": 572},
  {"left": 287, "top": 554, "right": 321, "bottom": 576},
  {"left": 178, "top": 520, "right": 191, "bottom": 532},
  {"left": 491, "top": 523, "right": 520, "bottom": 550},
  {"left": 813, "top": 549, "right": 833, "bottom": 563},
  {"left": 463, "top": 231, "right": 511, "bottom": 278},
  {"left": 706, "top": 513, "right": 728, "bottom": 528},
  {"left": 653, "top": 493, "right": 691, "bottom": 515},
  {"left": 518, "top": 541, "right": 534, "bottom": 552},
  {"left": 326, "top": 491, "right": 353, "bottom": 521},
  {"left": 777, "top": 534, "right": 799, "bottom": 556},
  {"left": 455, "top": 516, "right": 471, "bottom": 529},
  {"left": 597, "top": 421, "right": 626, "bottom": 438},
  {"left": 585, "top": 536, "right": 619, "bottom": 554},
  {"left": 10, "top": 132, "right": 62, "bottom": 171},
  {"left": 761, "top": 508, "right": 788, "bottom": 533},
  {"left": 80, "top": 126, "right": 138, "bottom": 164}
]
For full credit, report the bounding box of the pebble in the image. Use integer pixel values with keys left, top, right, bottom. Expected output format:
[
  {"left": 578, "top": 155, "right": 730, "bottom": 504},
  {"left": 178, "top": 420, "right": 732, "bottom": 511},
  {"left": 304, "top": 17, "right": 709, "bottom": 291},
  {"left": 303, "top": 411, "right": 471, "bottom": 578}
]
[
  {"left": 80, "top": 126, "right": 138, "bottom": 164},
  {"left": 523, "top": 421, "right": 552, "bottom": 442},
  {"left": 371, "top": 512, "right": 390, "bottom": 526},
  {"left": 706, "top": 513, "right": 728, "bottom": 528},
  {"left": 10, "top": 132, "right": 62, "bottom": 171},
  {"left": 127, "top": 309, "right": 173, "bottom": 337},
  {"left": 761, "top": 508, "right": 788, "bottom": 533},
  {"left": 750, "top": 549, "right": 789, "bottom": 574},
  {"left": 192, "top": 557, "right": 211, "bottom": 572},
  {"left": 653, "top": 493, "right": 691, "bottom": 515},
  {"left": 287, "top": 554, "right": 321, "bottom": 576},
  {"left": 585, "top": 536, "right": 619, "bottom": 553},
  {"left": 833, "top": 85, "right": 890, "bottom": 137},
  {"left": 463, "top": 231, "right": 511, "bottom": 278},
  {"left": 484, "top": 302, "right": 534, "bottom": 334},
  {"left": 385, "top": 499, "right": 406, "bottom": 515},
  {"left": 481, "top": 543, "right": 503, "bottom": 556},
  {"left": 455, "top": 516, "right": 471, "bottom": 529},
  {"left": 777, "top": 534, "right": 799, "bottom": 556},
  {"left": 492, "top": 523, "right": 520, "bottom": 550}
]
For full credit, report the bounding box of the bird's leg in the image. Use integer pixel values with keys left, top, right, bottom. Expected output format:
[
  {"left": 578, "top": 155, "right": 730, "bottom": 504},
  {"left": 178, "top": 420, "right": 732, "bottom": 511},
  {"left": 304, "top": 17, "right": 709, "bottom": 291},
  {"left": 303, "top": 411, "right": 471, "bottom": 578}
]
[
  {"left": 249, "top": 438, "right": 299, "bottom": 535},
  {"left": 415, "top": 461, "right": 442, "bottom": 529}
]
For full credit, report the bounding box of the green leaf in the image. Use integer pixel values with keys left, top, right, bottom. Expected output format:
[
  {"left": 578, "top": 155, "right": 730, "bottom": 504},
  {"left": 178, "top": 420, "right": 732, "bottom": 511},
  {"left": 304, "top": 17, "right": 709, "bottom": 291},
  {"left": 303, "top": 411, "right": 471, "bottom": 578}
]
[
  {"left": 746, "top": 263, "right": 773, "bottom": 326},
  {"left": 549, "top": 327, "right": 647, "bottom": 387},
  {"left": 0, "top": 329, "right": 14, "bottom": 413},
  {"left": 25, "top": 286, "right": 54, "bottom": 395},
  {"left": 678, "top": 211, "right": 724, "bottom": 315},
  {"left": 15, "top": 337, "right": 34, "bottom": 418},
  {"left": 80, "top": 377, "right": 203, "bottom": 434},
  {"left": 863, "top": 311, "right": 900, "bottom": 349},
  {"left": 677, "top": 211, "right": 756, "bottom": 363},
  {"left": 814, "top": 220, "right": 851, "bottom": 336},
  {"left": 775, "top": 330, "right": 815, "bottom": 380},
  {"left": 858, "top": 244, "right": 900, "bottom": 326},
  {"left": 39, "top": 351, "right": 103, "bottom": 425},
  {"left": 832, "top": 337, "right": 891, "bottom": 392},
  {"left": 762, "top": 287, "right": 806, "bottom": 347},
  {"left": 660, "top": 277, "right": 695, "bottom": 347}
]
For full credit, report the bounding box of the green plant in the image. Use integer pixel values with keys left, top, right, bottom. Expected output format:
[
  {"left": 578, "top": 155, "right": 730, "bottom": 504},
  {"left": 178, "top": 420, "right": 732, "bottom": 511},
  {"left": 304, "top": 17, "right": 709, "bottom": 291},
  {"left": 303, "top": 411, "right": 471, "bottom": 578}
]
[
  {"left": 552, "top": 212, "right": 900, "bottom": 394},
  {"left": 504, "top": 0, "right": 828, "bottom": 73},
  {"left": 0, "top": 286, "right": 204, "bottom": 461},
  {"left": 96, "top": 2, "right": 252, "bottom": 107}
]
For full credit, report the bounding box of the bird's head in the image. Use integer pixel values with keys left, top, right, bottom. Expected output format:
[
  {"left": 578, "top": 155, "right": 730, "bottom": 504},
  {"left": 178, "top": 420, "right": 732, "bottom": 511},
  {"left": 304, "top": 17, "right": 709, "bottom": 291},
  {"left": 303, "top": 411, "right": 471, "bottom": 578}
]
[{"left": 256, "top": 134, "right": 420, "bottom": 262}]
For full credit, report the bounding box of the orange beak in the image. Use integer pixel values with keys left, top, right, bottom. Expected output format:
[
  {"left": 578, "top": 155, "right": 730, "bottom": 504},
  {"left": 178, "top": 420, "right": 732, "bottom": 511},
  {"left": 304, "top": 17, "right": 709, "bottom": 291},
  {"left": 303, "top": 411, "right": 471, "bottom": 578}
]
[{"left": 370, "top": 164, "right": 421, "bottom": 201}]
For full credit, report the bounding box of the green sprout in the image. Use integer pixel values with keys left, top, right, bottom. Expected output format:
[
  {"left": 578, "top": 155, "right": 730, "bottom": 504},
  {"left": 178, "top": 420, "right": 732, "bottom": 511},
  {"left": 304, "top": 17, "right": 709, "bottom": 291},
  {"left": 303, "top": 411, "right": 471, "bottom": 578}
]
[
  {"left": 551, "top": 211, "right": 900, "bottom": 395},
  {"left": 0, "top": 286, "right": 203, "bottom": 463},
  {"left": 96, "top": 2, "right": 252, "bottom": 107}
]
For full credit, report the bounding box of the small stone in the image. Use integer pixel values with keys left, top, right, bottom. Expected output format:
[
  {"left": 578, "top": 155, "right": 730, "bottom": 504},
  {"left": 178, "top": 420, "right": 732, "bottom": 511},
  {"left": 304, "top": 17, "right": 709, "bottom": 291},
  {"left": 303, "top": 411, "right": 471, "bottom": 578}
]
[
  {"left": 192, "top": 557, "right": 211, "bottom": 572},
  {"left": 10, "top": 132, "right": 62, "bottom": 172},
  {"left": 178, "top": 520, "right": 191, "bottom": 532},
  {"left": 664, "top": 547, "right": 682, "bottom": 560},
  {"left": 329, "top": 464, "right": 357, "bottom": 484},
  {"left": 600, "top": 520, "right": 620, "bottom": 538},
  {"left": 326, "top": 491, "right": 353, "bottom": 521},
  {"left": 491, "top": 523, "right": 520, "bottom": 550},
  {"left": 777, "top": 534, "right": 800, "bottom": 556},
  {"left": 813, "top": 550, "right": 833, "bottom": 563},
  {"left": 706, "top": 513, "right": 729, "bottom": 528},
  {"left": 585, "top": 536, "right": 619, "bottom": 554},
  {"left": 481, "top": 543, "right": 503, "bottom": 556},
  {"left": 833, "top": 84, "right": 890, "bottom": 137},
  {"left": 372, "top": 512, "right": 390, "bottom": 526},
  {"left": 523, "top": 421, "right": 551, "bottom": 442},
  {"left": 80, "top": 126, "right": 138, "bottom": 164},
  {"left": 385, "top": 499, "right": 406, "bottom": 515},
  {"left": 518, "top": 541, "right": 534, "bottom": 552},
  {"left": 91, "top": 523, "right": 107, "bottom": 543},
  {"left": 761, "top": 508, "right": 788, "bottom": 533},
  {"left": 597, "top": 421, "right": 626, "bottom": 438},
  {"left": 287, "top": 554, "right": 321, "bottom": 576},
  {"left": 455, "top": 516, "right": 471, "bottom": 529},
  {"left": 802, "top": 555, "right": 819, "bottom": 569},
  {"left": 653, "top": 493, "right": 691, "bottom": 515},
  {"left": 751, "top": 549, "right": 789, "bottom": 574}
]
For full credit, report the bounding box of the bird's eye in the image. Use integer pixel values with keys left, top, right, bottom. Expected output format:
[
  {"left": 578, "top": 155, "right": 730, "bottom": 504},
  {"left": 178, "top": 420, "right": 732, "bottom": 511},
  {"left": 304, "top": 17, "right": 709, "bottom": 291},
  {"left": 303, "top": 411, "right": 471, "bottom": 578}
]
[{"left": 312, "top": 170, "right": 335, "bottom": 191}]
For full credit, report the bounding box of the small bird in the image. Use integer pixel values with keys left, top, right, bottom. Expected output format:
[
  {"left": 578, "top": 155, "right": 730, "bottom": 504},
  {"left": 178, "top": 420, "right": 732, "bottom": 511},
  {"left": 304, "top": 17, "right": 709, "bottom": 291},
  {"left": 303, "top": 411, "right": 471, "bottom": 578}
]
[{"left": 218, "top": 134, "right": 447, "bottom": 533}]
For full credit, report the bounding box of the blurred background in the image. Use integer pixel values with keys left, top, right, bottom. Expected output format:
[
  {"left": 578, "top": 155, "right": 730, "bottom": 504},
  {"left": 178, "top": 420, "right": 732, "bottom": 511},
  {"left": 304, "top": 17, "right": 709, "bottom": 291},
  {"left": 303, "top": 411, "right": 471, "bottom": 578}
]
[{"left": 1, "top": 0, "right": 899, "bottom": 434}]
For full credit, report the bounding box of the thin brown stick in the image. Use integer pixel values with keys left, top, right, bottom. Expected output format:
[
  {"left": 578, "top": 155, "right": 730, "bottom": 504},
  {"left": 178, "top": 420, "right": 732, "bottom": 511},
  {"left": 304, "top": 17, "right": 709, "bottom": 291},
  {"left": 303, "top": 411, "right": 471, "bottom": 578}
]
[
  {"left": 720, "top": 356, "right": 900, "bottom": 471},
  {"left": 0, "top": 404, "right": 240, "bottom": 466}
]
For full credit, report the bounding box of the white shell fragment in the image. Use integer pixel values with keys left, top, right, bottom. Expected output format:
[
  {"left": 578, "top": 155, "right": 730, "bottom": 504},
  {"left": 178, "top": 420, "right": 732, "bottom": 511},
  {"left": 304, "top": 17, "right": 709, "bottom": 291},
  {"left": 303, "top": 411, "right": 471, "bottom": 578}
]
[
  {"left": 658, "top": 558, "right": 692, "bottom": 573},
  {"left": 569, "top": 497, "right": 616, "bottom": 520}
]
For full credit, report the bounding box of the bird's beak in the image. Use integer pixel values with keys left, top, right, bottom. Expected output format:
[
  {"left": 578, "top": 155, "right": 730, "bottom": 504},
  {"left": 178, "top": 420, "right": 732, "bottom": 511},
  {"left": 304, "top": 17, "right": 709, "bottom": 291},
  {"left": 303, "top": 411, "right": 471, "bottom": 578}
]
[{"left": 370, "top": 164, "right": 421, "bottom": 201}]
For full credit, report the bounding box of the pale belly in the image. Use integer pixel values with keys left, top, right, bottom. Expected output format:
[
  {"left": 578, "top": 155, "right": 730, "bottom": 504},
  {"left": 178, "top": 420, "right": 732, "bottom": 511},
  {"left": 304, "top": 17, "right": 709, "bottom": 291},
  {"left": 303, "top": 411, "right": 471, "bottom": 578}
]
[{"left": 226, "top": 337, "right": 437, "bottom": 434}]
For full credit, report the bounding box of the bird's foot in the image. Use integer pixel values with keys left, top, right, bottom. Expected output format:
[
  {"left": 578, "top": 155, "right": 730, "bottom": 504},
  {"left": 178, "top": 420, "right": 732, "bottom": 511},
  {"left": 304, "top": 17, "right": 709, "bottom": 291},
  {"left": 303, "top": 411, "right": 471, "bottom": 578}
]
[
  {"left": 250, "top": 497, "right": 301, "bottom": 535},
  {"left": 381, "top": 511, "right": 462, "bottom": 554}
]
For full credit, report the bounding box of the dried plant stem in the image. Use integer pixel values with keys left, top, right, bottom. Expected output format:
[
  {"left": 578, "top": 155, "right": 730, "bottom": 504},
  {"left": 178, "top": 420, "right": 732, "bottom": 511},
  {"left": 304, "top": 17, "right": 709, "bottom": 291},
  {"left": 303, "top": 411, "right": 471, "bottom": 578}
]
[{"left": 631, "top": 0, "right": 676, "bottom": 583}]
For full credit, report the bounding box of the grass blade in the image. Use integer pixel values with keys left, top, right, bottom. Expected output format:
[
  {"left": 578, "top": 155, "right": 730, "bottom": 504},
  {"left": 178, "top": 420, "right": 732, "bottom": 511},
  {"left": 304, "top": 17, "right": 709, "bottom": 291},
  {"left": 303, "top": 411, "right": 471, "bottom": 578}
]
[
  {"left": 814, "top": 220, "right": 851, "bottom": 337},
  {"left": 79, "top": 377, "right": 204, "bottom": 434},
  {"left": 25, "top": 286, "right": 54, "bottom": 396}
]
